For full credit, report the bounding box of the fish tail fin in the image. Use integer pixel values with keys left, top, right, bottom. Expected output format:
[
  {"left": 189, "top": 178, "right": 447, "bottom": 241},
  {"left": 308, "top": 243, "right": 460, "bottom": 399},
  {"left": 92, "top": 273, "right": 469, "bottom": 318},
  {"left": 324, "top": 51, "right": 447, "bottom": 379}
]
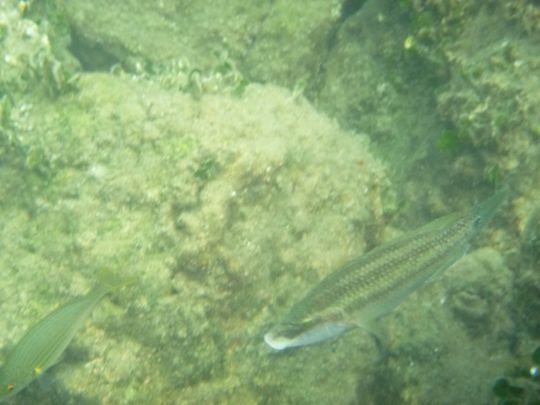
[
  {"left": 472, "top": 186, "right": 509, "bottom": 231},
  {"left": 96, "top": 269, "right": 137, "bottom": 293}
]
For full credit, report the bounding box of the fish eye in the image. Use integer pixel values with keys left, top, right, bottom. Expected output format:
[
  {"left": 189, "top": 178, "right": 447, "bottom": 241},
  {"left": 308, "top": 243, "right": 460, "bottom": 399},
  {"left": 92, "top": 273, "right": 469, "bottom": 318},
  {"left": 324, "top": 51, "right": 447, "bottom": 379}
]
[
  {"left": 473, "top": 215, "right": 483, "bottom": 228},
  {"left": 280, "top": 319, "right": 316, "bottom": 337}
]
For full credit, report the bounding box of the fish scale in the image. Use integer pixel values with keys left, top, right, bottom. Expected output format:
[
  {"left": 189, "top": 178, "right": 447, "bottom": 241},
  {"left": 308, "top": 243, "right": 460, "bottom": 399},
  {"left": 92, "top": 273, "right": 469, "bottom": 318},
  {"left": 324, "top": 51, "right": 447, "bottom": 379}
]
[{"left": 264, "top": 190, "right": 507, "bottom": 350}]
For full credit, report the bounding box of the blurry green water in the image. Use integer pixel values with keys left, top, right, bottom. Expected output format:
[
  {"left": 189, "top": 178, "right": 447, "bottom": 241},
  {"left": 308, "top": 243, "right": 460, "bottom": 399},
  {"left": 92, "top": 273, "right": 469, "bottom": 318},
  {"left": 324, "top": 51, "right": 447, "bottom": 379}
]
[{"left": 1, "top": 0, "right": 539, "bottom": 403}]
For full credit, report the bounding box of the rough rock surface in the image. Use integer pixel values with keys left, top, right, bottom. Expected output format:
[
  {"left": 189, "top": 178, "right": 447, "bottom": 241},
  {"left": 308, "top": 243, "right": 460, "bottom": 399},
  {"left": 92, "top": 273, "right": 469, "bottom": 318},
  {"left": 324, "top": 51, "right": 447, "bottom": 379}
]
[{"left": 0, "top": 70, "right": 388, "bottom": 403}]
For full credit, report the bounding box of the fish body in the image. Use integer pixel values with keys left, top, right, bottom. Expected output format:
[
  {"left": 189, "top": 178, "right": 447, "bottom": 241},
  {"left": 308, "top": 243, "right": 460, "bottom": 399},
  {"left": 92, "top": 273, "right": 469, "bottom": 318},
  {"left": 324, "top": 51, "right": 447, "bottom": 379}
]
[
  {"left": 264, "top": 190, "right": 506, "bottom": 350},
  {"left": 0, "top": 285, "right": 109, "bottom": 401}
]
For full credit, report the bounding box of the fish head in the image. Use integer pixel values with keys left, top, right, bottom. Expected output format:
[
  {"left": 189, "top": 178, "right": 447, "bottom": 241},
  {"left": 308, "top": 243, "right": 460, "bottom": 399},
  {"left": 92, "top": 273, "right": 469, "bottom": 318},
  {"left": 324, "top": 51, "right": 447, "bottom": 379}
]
[
  {"left": 264, "top": 310, "right": 353, "bottom": 350},
  {"left": 0, "top": 364, "right": 38, "bottom": 401}
]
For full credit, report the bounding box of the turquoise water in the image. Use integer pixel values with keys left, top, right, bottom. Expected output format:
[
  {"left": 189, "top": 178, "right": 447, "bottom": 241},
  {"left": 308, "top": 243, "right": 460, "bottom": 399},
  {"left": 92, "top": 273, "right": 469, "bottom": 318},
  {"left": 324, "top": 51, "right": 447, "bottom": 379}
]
[{"left": 0, "top": 0, "right": 538, "bottom": 403}]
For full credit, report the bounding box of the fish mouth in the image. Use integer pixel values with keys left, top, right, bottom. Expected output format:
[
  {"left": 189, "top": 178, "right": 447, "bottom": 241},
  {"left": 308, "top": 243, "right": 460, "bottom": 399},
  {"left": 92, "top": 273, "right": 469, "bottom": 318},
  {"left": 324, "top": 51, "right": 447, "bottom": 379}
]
[
  {"left": 264, "top": 331, "right": 291, "bottom": 351},
  {"left": 264, "top": 320, "right": 353, "bottom": 350},
  {"left": 264, "top": 321, "right": 307, "bottom": 350}
]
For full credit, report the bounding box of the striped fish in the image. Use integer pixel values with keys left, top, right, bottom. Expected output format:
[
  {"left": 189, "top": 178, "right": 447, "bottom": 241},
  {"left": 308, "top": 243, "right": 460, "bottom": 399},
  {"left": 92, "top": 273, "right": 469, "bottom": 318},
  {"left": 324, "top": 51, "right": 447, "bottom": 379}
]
[
  {"left": 0, "top": 272, "right": 127, "bottom": 401},
  {"left": 264, "top": 190, "right": 506, "bottom": 350}
]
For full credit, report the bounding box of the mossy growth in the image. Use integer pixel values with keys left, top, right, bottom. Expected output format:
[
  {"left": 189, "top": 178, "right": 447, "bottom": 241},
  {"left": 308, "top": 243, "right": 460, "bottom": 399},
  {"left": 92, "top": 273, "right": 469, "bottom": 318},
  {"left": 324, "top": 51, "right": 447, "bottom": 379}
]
[
  {"left": 492, "top": 345, "right": 540, "bottom": 404},
  {"left": 193, "top": 154, "right": 221, "bottom": 181},
  {"left": 437, "top": 128, "right": 461, "bottom": 152},
  {"left": 483, "top": 164, "right": 502, "bottom": 188}
]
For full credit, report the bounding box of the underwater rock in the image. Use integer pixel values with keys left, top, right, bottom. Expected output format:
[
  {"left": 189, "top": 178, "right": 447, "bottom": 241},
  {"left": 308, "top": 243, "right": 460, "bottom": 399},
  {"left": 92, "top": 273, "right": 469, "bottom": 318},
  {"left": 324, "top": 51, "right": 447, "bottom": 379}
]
[
  {"left": 1, "top": 70, "right": 388, "bottom": 403},
  {"left": 446, "top": 247, "right": 513, "bottom": 336},
  {"left": 63, "top": 0, "right": 349, "bottom": 87}
]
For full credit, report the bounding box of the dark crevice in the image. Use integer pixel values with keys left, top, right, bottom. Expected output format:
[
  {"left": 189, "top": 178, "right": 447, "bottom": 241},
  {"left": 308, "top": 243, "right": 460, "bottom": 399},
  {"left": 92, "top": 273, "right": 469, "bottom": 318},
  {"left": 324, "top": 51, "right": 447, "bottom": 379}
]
[
  {"left": 307, "top": 0, "right": 367, "bottom": 100},
  {"left": 326, "top": 0, "right": 368, "bottom": 51},
  {"left": 68, "top": 28, "right": 121, "bottom": 72},
  {"left": 341, "top": 0, "right": 369, "bottom": 21}
]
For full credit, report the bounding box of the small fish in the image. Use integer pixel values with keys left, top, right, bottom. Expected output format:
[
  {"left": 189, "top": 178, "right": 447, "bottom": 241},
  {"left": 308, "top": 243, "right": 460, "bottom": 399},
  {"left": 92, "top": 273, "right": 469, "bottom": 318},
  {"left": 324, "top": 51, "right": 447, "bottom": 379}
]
[
  {"left": 0, "top": 272, "right": 128, "bottom": 401},
  {"left": 264, "top": 190, "right": 506, "bottom": 350}
]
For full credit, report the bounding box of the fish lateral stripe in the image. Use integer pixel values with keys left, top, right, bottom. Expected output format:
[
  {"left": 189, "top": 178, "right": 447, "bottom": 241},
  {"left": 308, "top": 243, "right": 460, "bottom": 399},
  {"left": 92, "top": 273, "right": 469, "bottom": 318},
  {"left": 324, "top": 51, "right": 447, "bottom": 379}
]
[{"left": 265, "top": 191, "right": 506, "bottom": 350}]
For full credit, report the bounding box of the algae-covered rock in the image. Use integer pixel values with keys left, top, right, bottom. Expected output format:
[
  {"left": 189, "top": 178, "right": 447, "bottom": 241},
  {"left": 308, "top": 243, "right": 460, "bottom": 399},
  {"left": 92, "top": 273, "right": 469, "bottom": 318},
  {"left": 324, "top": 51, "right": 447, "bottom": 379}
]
[
  {"left": 446, "top": 248, "right": 513, "bottom": 336},
  {"left": 0, "top": 70, "right": 388, "bottom": 403},
  {"left": 0, "top": 0, "right": 78, "bottom": 97},
  {"left": 63, "top": 0, "right": 349, "bottom": 89},
  {"left": 396, "top": 0, "right": 540, "bottom": 188},
  {"left": 515, "top": 201, "right": 540, "bottom": 337},
  {"left": 316, "top": 0, "right": 540, "bottom": 213}
]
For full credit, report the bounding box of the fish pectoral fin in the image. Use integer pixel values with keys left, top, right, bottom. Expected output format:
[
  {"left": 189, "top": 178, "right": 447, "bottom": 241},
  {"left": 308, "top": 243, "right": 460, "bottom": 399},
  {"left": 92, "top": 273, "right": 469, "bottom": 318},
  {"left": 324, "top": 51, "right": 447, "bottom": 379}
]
[
  {"left": 354, "top": 318, "right": 382, "bottom": 337},
  {"left": 353, "top": 318, "right": 389, "bottom": 356},
  {"left": 348, "top": 310, "right": 387, "bottom": 342}
]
